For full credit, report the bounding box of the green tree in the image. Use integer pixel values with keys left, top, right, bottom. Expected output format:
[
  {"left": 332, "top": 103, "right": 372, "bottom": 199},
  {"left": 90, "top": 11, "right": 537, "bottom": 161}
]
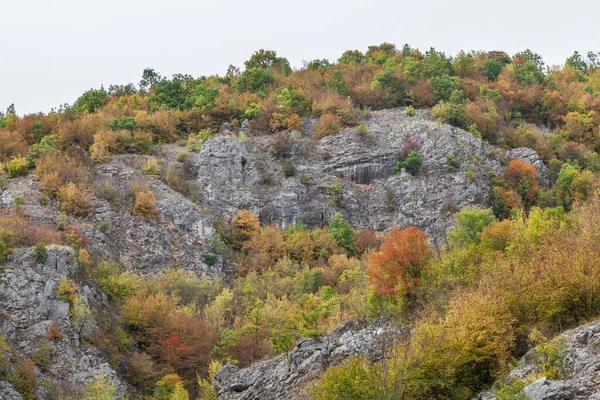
[
  {"left": 447, "top": 207, "right": 495, "bottom": 248},
  {"left": 328, "top": 212, "right": 355, "bottom": 254},
  {"left": 393, "top": 151, "right": 422, "bottom": 176},
  {"left": 312, "top": 358, "right": 379, "bottom": 400},
  {"left": 73, "top": 87, "right": 108, "bottom": 113}
]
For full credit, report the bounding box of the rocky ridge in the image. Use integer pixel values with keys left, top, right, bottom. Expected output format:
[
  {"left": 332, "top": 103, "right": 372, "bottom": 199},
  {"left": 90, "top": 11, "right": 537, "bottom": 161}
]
[
  {"left": 214, "top": 320, "right": 402, "bottom": 400},
  {"left": 478, "top": 319, "right": 600, "bottom": 399}
]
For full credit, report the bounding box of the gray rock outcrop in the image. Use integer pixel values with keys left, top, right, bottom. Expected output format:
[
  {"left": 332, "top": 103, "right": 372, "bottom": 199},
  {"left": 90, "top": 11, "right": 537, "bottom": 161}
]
[
  {"left": 0, "top": 246, "right": 127, "bottom": 398},
  {"left": 478, "top": 319, "right": 600, "bottom": 399},
  {"left": 214, "top": 320, "right": 402, "bottom": 400},
  {"left": 0, "top": 381, "right": 22, "bottom": 400},
  {"left": 191, "top": 108, "right": 548, "bottom": 244}
]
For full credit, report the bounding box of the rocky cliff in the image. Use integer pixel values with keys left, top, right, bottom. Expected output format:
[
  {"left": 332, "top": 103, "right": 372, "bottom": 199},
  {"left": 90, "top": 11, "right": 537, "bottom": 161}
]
[
  {"left": 214, "top": 320, "right": 401, "bottom": 400},
  {"left": 479, "top": 320, "right": 600, "bottom": 400},
  {"left": 0, "top": 107, "right": 551, "bottom": 398},
  {"left": 190, "top": 109, "right": 547, "bottom": 245},
  {"left": 0, "top": 246, "right": 127, "bottom": 399}
]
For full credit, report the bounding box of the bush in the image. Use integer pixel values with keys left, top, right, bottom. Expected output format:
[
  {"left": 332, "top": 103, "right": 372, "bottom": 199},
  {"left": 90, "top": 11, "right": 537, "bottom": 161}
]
[
  {"left": 6, "top": 157, "right": 29, "bottom": 177},
  {"left": 203, "top": 253, "right": 218, "bottom": 266},
  {"left": 328, "top": 212, "right": 355, "bottom": 254},
  {"left": 314, "top": 113, "right": 341, "bottom": 138},
  {"left": 132, "top": 190, "right": 158, "bottom": 218},
  {"left": 177, "top": 152, "right": 189, "bottom": 162},
  {"left": 33, "top": 243, "right": 48, "bottom": 264},
  {"left": 142, "top": 158, "right": 161, "bottom": 178},
  {"left": 270, "top": 132, "right": 295, "bottom": 159},
  {"left": 446, "top": 151, "right": 461, "bottom": 171},
  {"left": 282, "top": 160, "right": 296, "bottom": 177},
  {"left": 405, "top": 105, "right": 416, "bottom": 116},
  {"left": 98, "top": 220, "right": 111, "bottom": 233},
  {"left": 392, "top": 151, "right": 422, "bottom": 175},
  {"left": 58, "top": 182, "right": 93, "bottom": 216},
  {"left": 356, "top": 122, "right": 369, "bottom": 136},
  {"left": 188, "top": 129, "right": 212, "bottom": 151}
]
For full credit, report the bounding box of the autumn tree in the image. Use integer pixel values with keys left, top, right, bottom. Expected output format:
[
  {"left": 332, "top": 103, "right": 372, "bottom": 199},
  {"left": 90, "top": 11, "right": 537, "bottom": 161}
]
[
  {"left": 503, "top": 159, "right": 539, "bottom": 206},
  {"left": 231, "top": 209, "right": 260, "bottom": 250},
  {"left": 368, "top": 226, "right": 432, "bottom": 296}
]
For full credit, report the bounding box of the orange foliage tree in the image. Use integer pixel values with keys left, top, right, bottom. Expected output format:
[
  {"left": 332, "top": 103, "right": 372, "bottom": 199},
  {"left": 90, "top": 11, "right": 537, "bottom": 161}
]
[
  {"left": 504, "top": 159, "right": 539, "bottom": 205},
  {"left": 367, "top": 226, "right": 432, "bottom": 296},
  {"left": 231, "top": 209, "right": 260, "bottom": 250}
]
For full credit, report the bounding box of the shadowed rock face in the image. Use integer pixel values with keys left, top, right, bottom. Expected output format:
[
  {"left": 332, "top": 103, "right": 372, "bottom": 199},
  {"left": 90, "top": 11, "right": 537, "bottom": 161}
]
[
  {"left": 478, "top": 319, "right": 600, "bottom": 400},
  {"left": 192, "top": 109, "right": 548, "bottom": 245},
  {"left": 214, "top": 320, "right": 403, "bottom": 400},
  {"left": 0, "top": 247, "right": 127, "bottom": 399}
]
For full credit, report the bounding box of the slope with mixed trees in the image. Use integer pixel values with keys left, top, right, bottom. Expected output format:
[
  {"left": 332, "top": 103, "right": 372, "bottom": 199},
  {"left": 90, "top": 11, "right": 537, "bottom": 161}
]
[{"left": 0, "top": 43, "right": 599, "bottom": 399}]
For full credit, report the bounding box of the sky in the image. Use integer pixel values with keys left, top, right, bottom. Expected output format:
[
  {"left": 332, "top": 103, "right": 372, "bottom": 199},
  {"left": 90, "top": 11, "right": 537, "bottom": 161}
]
[{"left": 1, "top": 0, "right": 599, "bottom": 115}]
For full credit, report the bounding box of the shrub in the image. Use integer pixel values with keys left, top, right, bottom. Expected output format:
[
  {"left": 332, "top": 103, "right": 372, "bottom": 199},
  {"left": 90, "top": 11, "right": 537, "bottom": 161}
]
[
  {"left": 312, "top": 358, "right": 379, "bottom": 400},
  {"left": 270, "top": 132, "right": 294, "bottom": 159},
  {"left": 95, "top": 182, "right": 119, "bottom": 205},
  {"left": 132, "top": 190, "right": 158, "bottom": 218},
  {"left": 188, "top": 129, "right": 211, "bottom": 151},
  {"left": 446, "top": 151, "right": 461, "bottom": 171},
  {"left": 313, "top": 113, "right": 341, "bottom": 138},
  {"left": 203, "top": 253, "right": 218, "bottom": 266},
  {"left": 405, "top": 105, "right": 417, "bottom": 116},
  {"left": 154, "top": 374, "right": 189, "bottom": 400},
  {"left": 397, "top": 138, "right": 421, "bottom": 162},
  {"left": 142, "top": 158, "right": 161, "bottom": 178},
  {"left": 392, "top": 151, "right": 422, "bottom": 175},
  {"left": 6, "top": 156, "right": 29, "bottom": 177},
  {"left": 282, "top": 160, "right": 296, "bottom": 177},
  {"left": 33, "top": 243, "right": 49, "bottom": 264},
  {"left": 177, "top": 152, "right": 189, "bottom": 162},
  {"left": 58, "top": 182, "right": 93, "bottom": 216},
  {"left": 10, "top": 358, "right": 37, "bottom": 400},
  {"left": 98, "top": 220, "right": 111, "bottom": 233},
  {"left": 47, "top": 321, "right": 63, "bottom": 341},
  {"left": 356, "top": 122, "right": 369, "bottom": 136}
]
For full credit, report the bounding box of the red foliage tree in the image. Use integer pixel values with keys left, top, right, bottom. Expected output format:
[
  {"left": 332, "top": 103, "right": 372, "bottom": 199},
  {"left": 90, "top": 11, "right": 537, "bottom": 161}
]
[{"left": 367, "top": 226, "right": 432, "bottom": 296}]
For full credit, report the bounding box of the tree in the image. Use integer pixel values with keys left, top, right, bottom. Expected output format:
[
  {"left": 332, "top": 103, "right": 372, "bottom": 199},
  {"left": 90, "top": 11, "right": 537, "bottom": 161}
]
[
  {"left": 328, "top": 212, "right": 355, "bottom": 254},
  {"left": 80, "top": 375, "right": 119, "bottom": 400},
  {"left": 73, "top": 87, "right": 108, "bottom": 114},
  {"left": 504, "top": 160, "right": 539, "bottom": 206},
  {"left": 482, "top": 59, "right": 503, "bottom": 81},
  {"left": 231, "top": 209, "right": 260, "bottom": 250},
  {"left": 244, "top": 49, "right": 291, "bottom": 75},
  {"left": 447, "top": 207, "right": 495, "bottom": 248},
  {"left": 139, "top": 68, "right": 162, "bottom": 89},
  {"left": 368, "top": 226, "right": 432, "bottom": 296},
  {"left": 392, "top": 151, "right": 422, "bottom": 176}
]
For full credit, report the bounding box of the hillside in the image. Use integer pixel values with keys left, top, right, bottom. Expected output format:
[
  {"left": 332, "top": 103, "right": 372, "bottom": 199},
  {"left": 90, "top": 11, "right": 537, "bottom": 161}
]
[{"left": 1, "top": 44, "right": 600, "bottom": 399}]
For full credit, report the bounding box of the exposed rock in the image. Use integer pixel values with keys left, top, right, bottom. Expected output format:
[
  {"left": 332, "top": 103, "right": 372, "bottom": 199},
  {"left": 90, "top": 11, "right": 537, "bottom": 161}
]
[
  {"left": 0, "top": 157, "right": 224, "bottom": 277},
  {"left": 0, "top": 381, "right": 22, "bottom": 400},
  {"left": 0, "top": 246, "right": 127, "bottom": 398},
  {"left": 478, "top": 319, "right": 600, "bottom": 399},
  {"left": 508, "top": 147, "right": 550, "bottom": 186},
  {"left": 214, "top": 320, "right": 403, "bottom": 400},
  {"left": 190, "top": 109, "right": 548, "bottom": 244}
]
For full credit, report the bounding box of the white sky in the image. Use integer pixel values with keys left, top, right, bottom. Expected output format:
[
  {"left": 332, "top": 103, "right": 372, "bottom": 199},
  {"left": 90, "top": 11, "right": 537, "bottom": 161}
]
[{"left": 1, "top": 0, "right": 599, "bottom": 115}]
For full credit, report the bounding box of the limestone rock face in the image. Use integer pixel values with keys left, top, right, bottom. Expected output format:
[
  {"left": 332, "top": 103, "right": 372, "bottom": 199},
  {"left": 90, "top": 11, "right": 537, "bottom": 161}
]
[
  {"left": 478, "top": 319, "right": 600, "bottom": 399},
  {"left": 214, "top": 320, "right": 402, "bottom": 400},
  {"left": 193, "top": 109, "right": 548, "bottom": 245},
  {"left": 0, "top": 246, "right": 127, "bottom": 399},
  {"left": 0, "top": 381, "right": 22, "bottom": 400},
  {"left": 0, "top": 157, "right": 224, "bottom": 277}
]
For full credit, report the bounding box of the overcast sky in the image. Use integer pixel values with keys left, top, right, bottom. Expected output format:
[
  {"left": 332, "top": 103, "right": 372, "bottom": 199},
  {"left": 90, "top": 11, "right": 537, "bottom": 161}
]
[{"left": 1, "top": 0, "right": 599, "bottom": 115}]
